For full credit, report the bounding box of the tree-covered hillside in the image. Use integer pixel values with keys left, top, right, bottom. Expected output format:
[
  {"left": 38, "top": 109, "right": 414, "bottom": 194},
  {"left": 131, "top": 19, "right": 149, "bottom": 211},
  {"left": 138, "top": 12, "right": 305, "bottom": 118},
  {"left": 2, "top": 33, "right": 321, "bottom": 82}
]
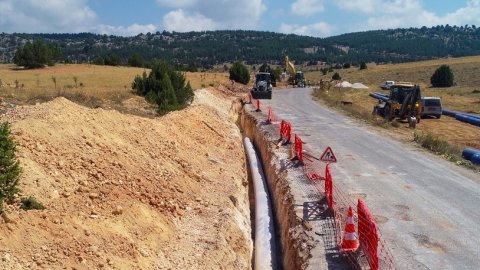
[{"left": 1, "top": 25, "right": 479, "bottom": 69}]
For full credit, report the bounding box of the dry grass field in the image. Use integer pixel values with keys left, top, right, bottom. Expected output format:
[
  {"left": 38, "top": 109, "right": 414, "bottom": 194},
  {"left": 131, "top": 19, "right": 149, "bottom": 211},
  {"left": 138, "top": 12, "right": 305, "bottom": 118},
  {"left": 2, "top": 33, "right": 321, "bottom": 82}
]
[
  {"left": 0, "top": 64, "right": 145, "bottom": 100},
  {"left": 0, "top": 64, "right": 233, "bottom": 115}
]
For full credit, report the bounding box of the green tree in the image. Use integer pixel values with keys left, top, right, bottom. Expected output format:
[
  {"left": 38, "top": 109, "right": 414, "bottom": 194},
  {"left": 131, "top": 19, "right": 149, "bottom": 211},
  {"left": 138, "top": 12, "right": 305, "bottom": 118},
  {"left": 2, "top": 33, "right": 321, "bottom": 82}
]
[
  {"left": 259, "top": 63, "right": 271, "bottom": 73},
  {"left": 430, "top": 65, "right": 454, "bottom": 87},
  {"left": 128, "top": 54, "right": 144, "bottom": 67},
  {"left": 343, "top": 63, "right": 351, "bottom": 69},
  {"left": 132, "top": 61, "right": 193, "bottom": 115},
  {"left": 0, "top": 122, "right": 21, "bottom": 211},
  {"left": 271, "top": 67, "right": 282, "bottom": 81},
  {"left": 359, "top": 62, "right": 367, "bottom": 70},
  {"left": 13, "top": 39, "right": 61, "bottom": 69},
  {"left": 229, "top": 61, "right": 250, "bottom": 84},
  {"left": 93, "top": 56, "right": 105, "bottom": 65},
  {"left": 332, "top": 72, "right": 341, "bottom": 80},
  {"left": 104, "top": 54, "right": 122, "bottom": 66}
]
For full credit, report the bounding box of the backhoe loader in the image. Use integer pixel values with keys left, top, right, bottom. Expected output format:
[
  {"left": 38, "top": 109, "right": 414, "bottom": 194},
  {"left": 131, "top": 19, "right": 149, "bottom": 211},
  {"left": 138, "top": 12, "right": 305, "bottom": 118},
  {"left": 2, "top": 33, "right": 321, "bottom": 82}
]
[{"left": 371, "top": 83, "right": 422, "bottom": 128}]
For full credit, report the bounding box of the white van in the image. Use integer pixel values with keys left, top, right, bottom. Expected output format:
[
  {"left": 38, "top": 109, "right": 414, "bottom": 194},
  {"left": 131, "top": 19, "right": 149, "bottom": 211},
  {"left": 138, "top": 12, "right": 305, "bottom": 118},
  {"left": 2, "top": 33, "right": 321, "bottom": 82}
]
[{"left": 421, "top": 97, "right": 442, "bottom": 118}]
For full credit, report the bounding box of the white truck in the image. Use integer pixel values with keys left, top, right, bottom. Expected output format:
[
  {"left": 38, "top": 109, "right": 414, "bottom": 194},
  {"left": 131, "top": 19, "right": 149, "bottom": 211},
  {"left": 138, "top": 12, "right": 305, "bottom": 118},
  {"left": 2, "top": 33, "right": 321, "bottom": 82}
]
[{"left": 380, "top": 80, "right": 395, "bottom": 90}]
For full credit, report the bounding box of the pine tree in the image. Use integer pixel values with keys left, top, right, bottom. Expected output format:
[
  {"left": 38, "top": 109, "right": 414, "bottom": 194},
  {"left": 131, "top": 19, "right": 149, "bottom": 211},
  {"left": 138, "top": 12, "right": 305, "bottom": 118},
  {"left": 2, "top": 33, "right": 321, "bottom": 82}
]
[
  {"left": 332, "top": 72, "right": 341, "bottom": 80},
  {"left": 229, "top": 61, "right": 250, "bottom": 84},
  {"left": 0, "top": 122, "right": 21, "bottom": 211},
  {"left": 157, "top": 74, "right": 179, "bottom": 114},
  {"left": 431, "top": 65, "right": 454, "bottom": 87}
]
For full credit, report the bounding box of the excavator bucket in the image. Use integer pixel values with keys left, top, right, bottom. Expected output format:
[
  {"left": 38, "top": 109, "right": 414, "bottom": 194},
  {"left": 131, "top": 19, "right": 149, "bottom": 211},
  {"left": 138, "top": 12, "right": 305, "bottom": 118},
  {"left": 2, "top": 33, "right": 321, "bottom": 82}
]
[{"left": 250, "top": 90, "right": 272, "bottom": 99}]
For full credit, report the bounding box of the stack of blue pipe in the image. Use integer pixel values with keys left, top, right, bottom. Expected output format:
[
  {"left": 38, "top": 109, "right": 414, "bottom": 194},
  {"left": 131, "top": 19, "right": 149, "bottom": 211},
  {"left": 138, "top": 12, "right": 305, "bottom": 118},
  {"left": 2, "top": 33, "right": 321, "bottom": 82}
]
[
  {"left": 442, "top": 109, "right": 480, "bottom": 127},
  {"left": 369, "top": 92, "right": 389, "bottom": 102}
]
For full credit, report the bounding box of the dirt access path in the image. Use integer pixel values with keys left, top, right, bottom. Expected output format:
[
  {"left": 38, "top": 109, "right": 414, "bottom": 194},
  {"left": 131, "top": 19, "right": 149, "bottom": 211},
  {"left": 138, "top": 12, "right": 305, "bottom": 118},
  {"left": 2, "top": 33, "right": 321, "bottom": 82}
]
[{"left": 0, "top": 88, "right": 252, "bottom": 269}]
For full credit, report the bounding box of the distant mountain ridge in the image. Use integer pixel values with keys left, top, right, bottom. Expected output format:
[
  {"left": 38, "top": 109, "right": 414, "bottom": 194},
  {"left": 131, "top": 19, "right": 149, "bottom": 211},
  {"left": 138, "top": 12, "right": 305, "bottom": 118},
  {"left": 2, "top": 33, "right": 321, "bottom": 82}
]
[{"left": 1, "top": 25, "right": 479, "bottom": 68}]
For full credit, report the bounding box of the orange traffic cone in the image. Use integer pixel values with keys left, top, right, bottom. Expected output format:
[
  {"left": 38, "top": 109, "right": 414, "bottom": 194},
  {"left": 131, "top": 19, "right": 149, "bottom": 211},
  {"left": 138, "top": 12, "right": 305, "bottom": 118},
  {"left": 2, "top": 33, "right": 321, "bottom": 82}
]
[{"left": 340, "top": 206, "right": 359, "bottom": 252}]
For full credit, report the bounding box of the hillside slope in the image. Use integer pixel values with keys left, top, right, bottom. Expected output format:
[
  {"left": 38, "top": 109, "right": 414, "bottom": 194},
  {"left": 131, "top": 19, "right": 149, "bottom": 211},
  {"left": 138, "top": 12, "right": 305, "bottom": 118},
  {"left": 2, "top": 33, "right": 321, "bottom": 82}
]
[
  {"left": 1, "top": 26, "right": 479, "bottom": 67},
  {"left": 0, "top": 89, "right": 251, "bottom": 269}
]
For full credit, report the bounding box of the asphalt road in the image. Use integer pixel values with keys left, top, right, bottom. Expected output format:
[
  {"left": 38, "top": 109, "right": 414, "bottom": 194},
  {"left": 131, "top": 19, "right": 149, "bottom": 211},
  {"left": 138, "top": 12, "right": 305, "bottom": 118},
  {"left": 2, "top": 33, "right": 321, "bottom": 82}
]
[{"left": 264, "top": 87, "right": 480, "bottom": 270}]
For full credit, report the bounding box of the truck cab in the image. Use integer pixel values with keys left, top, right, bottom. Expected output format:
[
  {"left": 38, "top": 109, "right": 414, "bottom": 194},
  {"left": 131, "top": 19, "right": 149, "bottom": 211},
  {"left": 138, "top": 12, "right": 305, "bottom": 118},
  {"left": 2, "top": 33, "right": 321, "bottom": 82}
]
[{"left": 381, "top": 80, "right": 395, "bottom": 90}]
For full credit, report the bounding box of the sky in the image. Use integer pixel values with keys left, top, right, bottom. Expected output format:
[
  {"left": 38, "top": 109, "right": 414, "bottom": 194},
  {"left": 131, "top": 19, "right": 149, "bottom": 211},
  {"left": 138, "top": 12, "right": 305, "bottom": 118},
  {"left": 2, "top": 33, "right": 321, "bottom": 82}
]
[{"left": 0, "top": 0, "right": 479, "bottom": 37}]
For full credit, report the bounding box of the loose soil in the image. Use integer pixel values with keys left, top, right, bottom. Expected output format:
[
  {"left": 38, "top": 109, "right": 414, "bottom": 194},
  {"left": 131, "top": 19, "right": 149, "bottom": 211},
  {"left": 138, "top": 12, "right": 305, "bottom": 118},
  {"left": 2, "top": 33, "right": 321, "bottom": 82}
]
[{"left": 0, "top": 88, "right": 252, "bottom": 269}]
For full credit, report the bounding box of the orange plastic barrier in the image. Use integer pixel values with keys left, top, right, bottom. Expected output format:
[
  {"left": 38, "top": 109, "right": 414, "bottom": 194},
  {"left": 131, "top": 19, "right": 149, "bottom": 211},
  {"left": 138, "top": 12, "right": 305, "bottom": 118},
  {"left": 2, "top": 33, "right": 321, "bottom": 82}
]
[
  {"left": 279, "top": 120, "right": 292, "bottom": 144},
  {"left": 325, "top": 164, "right": 333, "bottom": 209},
  {"left": 267, "top": 106, "right": 276, "bottom": 124},
  {"left": 294, "top": 134, "right": 303, "bottom": 163}
]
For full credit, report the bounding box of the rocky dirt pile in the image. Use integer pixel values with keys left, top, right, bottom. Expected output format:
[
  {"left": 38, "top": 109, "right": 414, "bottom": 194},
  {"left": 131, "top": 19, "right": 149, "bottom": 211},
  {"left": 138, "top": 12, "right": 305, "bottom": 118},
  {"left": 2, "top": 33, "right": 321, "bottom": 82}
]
[{"left": 0, "top": 89, "right": 251, "bottom": 269}]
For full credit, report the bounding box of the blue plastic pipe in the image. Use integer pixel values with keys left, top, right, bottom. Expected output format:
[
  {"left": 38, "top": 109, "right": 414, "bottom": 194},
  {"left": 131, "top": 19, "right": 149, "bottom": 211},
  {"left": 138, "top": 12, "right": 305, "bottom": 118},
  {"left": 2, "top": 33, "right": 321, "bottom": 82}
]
[
  {"left": 442, "top": 109, "right": 480, "bottom": 127},
  {"left": 455, "top": 114, "right": 480, "bottom": 127},
  {"left": 462, "top": 148, "right": 480, "bottom": 165},
  {"left": 369, "top": 92, "right": 389, "bottom": 102},
  {"left": 442, "top": 109, "right": 458, "bottom": 117}
]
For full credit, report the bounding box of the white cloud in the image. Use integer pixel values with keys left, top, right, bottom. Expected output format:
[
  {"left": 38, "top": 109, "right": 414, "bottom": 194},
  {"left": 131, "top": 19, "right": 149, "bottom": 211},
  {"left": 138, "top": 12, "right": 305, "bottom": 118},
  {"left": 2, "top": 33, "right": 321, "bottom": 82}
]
[
  {"left": 337, "top": 0, "right": 480, "bottom": 31},
  {"left": 442, "top": 0, "right": 480, "bottom": 26},
  {"left": 160, "top": 0, "right": 267, "bottom": 31},
  {"left": 0, "top": 0, "right": 161, "bottom": 36},
  {"left": 0, "top": 0, "right": 97, "bottom": 33},
  {"left": 95, "top": 24, "right": 158, "bottom": 36},
  {"left": 156, "top": 0, "right": 198, "bottom": 8},
  {"left": 291, "top": 0, "right": 325, "bottom": 16},
  {"left": 334, "top": 0, "right": 380, "bottom": 13},
  {"left": 279, "top": 22, "right": 333, "bottom": 37},
  {"left": 163, "top": 9, "right": 217, "bottom": 32}
]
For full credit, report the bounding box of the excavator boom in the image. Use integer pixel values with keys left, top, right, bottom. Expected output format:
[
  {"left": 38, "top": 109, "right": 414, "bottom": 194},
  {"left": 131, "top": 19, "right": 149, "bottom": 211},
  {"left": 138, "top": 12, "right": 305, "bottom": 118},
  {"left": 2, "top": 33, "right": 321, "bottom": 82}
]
[
  {"left": 285, "top": 55, "right": 305, "bottom": 87},
  {"left": 285, "top": 56, "right": 296, "bottom": 75}
]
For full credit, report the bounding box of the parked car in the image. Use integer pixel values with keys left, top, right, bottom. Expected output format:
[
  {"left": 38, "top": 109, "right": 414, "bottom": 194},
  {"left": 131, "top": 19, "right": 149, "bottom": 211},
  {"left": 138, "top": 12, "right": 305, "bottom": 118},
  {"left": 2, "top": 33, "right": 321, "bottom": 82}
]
[
  {"left": 380, "top": 80, "right": 395, "bottom": 90},
  {"left": 421, "top": 97, "right": 442, "bottom": 118}
]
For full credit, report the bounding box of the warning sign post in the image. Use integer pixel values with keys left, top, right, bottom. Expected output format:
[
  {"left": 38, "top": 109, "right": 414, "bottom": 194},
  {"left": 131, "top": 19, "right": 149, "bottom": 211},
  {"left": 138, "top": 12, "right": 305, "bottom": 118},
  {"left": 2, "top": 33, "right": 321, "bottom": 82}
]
[{"left": 320, "top": 146, "right": 337, "bottom": 163}]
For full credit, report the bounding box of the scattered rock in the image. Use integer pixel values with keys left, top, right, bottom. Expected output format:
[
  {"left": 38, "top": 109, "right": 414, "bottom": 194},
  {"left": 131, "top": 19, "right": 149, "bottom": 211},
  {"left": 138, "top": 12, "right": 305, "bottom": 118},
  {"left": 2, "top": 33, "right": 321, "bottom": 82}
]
[
  {"left": 88, "top": 193, "right": 99, "bottom": 199},
  {"left": 138, "top": 248, "right": 150, "bottom": 257},
  {"left": 2, "top": 253, "right": 11, "bottom": 262},
  {"left": 112, "top": 206, "right": 123, "bottom": 215},
  {"left": 51, "top": 190, "right": 60, "bottom": 199},
  {"left": 1, "top": 212, "right": 16, "bottom": 224},
  {"left": 228, "top": 195, "right": 238, "bottom": 207}
]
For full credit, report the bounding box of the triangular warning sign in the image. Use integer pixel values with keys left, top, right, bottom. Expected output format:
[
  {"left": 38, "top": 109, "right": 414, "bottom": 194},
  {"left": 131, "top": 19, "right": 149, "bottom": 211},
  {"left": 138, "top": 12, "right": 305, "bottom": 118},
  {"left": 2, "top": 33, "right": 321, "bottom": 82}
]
[{"left": 320, "top": 146, "right": 337, "bottom": 163}]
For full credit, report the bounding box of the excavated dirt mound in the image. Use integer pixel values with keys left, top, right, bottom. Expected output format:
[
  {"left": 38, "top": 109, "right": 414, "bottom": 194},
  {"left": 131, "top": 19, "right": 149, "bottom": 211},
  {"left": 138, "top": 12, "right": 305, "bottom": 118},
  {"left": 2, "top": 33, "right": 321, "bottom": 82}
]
[{"left": 0, "top": 89, "right": 251, "bottom": 269}]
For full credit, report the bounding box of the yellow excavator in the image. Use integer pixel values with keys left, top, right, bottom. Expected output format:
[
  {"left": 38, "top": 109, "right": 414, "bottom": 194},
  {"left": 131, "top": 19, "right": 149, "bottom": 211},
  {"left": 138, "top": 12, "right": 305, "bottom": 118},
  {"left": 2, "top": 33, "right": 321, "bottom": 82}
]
[{"left": 285, "top": 56, "right": 306, "bottom": 87}]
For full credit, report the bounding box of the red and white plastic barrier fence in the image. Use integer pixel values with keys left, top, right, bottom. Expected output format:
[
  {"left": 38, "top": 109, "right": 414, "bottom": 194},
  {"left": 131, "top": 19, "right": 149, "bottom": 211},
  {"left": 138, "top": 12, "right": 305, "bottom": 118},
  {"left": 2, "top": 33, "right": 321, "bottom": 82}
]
[
  {"left": 254, "top": 104, "right": 395, "bottom": 269},
  {"left": 358, "top": 199, "right": 379, "bottom": 270}
]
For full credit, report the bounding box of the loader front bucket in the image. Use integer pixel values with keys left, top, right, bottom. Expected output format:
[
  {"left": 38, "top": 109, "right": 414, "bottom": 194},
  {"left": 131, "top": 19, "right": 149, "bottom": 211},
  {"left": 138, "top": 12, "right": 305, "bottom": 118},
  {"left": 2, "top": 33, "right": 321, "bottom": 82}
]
[{"left": 250, "top": 90, "right": 272, "bottom": 100}]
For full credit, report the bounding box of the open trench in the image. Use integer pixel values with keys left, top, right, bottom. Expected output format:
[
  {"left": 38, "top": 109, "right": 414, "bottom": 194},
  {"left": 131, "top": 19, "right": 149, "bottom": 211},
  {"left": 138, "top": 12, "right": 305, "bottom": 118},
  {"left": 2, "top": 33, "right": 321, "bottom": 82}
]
[{"left": 232, "top": 99, "right": 317, "bottom": 270}]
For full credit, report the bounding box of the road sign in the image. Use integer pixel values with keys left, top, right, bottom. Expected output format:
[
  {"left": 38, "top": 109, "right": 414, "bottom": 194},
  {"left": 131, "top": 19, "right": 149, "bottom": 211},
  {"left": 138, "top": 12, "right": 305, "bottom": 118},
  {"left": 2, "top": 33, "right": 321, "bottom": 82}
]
[{"left": 320, "top": 146, "right": 337, "bottom": 163}]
